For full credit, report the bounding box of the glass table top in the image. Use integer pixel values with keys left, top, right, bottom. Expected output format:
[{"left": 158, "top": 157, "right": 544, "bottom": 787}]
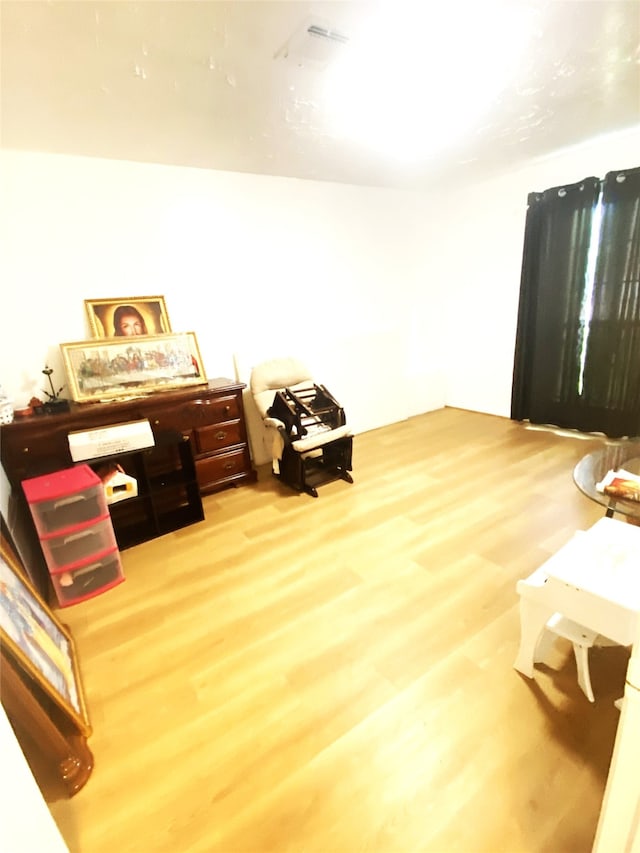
[{"left": 573, "top": 441, "right": 640, "bottom": 519}]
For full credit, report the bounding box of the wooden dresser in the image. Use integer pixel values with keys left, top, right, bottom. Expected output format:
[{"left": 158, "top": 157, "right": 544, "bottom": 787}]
[
  {"left": 1, "top": 379, "right": 256, "bottom": 598},
  {"left": 1, "top": 378, "right": 256, "bottom": 497}
]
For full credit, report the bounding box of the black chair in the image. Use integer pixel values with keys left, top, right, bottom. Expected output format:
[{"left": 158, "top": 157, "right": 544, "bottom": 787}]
[{"left": 250, "top": 357, "right": 353, "bottom": 497}]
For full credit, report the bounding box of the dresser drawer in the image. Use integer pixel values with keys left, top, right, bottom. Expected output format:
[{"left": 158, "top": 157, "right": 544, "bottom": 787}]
[
  {"left": 145, "top": 394, "right": 240, "bottom": 435},
  {"left": 4, "top": 430, "right": 74, "bottom": 482},
  {"left": 195, "top": 420, "right": 244, "bottom": 454},
  {"left": 145, "top": 405, "right": 192, "bottom": 437},
  {"left": 197, "top": 448, "right": 250, "bottom": 489},
  {"left": 187, "top": 394, "right": 241, "bottom": 426}
]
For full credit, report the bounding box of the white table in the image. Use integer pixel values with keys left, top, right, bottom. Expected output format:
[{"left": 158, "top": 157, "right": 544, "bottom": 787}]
[{"left": 514, "top": 517, "right": 640, "bottom": 679}]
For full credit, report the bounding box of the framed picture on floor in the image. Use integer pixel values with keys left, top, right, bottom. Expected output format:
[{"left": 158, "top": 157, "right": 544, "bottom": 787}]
[{"left": 0, "top": 534, "right": 91, "bottom": 735}]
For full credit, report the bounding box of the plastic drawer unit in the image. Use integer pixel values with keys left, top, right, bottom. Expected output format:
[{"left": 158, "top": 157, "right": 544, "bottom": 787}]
[
  {"left": 22, "top": 465, "right": 107, "bottom": 536},
  {"left": 39, "top": 515, "right": 118, "bottom": 571},
  {"left": 50, "top": 548, "right": 123, "bottom": 607},
  {"left": 22, "top": 464, "right": 125, "bottom": 607}
]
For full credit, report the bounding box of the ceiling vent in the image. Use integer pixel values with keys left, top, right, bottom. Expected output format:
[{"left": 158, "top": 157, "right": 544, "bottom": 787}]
[{"left": 274, "top": 18, "right": 349, "bottom": 69}]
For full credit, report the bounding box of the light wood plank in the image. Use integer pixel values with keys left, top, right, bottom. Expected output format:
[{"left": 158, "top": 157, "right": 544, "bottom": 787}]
[{"left": 45, "top": 408, "right": 626, "bottom": 852}]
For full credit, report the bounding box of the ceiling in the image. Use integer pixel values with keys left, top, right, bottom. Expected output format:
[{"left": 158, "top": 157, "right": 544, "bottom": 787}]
[{"left": 1, "top": 0, "right": 639, "bottom": 191}]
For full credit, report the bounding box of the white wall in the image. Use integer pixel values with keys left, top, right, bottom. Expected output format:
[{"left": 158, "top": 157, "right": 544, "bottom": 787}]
[
  {"left": 0, "top": 705, "right": 69, "bottom": 853},
  {"left": 1, "top": 124, "right": 639, "bottom": 449},
  {"left": 0, "top": 151, "right": 444, "bottom": 442}
]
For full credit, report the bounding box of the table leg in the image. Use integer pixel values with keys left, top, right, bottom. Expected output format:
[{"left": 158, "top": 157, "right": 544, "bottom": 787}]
[{"left": 513, "top": 597, "right": 555, "bottom": 678}]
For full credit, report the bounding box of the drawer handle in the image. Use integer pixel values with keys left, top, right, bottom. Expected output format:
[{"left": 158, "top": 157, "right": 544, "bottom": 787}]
[
  {"left": 223, "top": 405, "right": 231, "bottom": 414},
  {"left": 54, "top": 495, "right": 85, "bottom": 509},
  {"left": 154, "top": 419, "right": 160, "bottom": 425},
  {"left": 64, "top": 528, "right": 95, "bottom": 544},
  {"left": 215, "top": 431, "right": 227, "bottom": 441},
  {"left": 223, "top": 461, "right": 235, "bottom": 470}
]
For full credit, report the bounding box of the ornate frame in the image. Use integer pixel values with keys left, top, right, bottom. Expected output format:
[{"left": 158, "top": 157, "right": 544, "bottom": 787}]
[
  {"left": 61, "top": 332, "right": 206, "bottom": 402},
  {"left": 0, "top": 535, "right": 91, "bottom": 735},
  {"left": 85, "top": 295, "right": 171, "bottom": 338}
]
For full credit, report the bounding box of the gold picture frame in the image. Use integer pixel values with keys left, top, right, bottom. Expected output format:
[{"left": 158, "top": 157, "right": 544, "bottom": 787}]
[
  {"left": 61, "top": 332, "right": 206, "bottom": 403},
  {"left": 0, "top": 534, "right": 91, "bottom": 736},
  {"left": 85, "top": 296, "right": 171, "bottom": 338}
]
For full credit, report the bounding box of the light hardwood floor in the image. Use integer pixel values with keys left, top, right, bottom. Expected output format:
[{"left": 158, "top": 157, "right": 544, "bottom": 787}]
[{"left": 46, "top": 407, "right": 630, "bottom": 853}]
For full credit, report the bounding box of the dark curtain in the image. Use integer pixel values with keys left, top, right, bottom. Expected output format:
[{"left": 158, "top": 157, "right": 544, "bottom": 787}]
[
  {"left": 511, "top": 167, "right": 640, "bottom": 438},
  {"left": 511, "top": 176, "right": 600, "bottom": 427},
  {"left": 580, "top": 167, "right": 640, "bottom": 435}
]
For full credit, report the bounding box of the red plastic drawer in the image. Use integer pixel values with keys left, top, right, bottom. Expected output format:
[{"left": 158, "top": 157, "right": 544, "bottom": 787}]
[
  {"left": 22, "top": 465, "right": 107, "bottom": 536},
  {"left": 51, "top": 548, "right": 124, "bottom": 607},
  {"left": 40, "top": 515, "right": 117, "bottom": 571}
]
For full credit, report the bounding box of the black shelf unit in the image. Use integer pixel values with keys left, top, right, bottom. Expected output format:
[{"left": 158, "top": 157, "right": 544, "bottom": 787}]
[{"left": 86, "top": 431, "right": 204, "bottom": 550}]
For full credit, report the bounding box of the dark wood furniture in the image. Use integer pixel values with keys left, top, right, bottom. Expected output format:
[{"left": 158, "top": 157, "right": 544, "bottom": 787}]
[
  {"left": 1, "top": 378, "right": 255, "bottom": 496},
  {"left": 98, "top": 431, "right": 205, "bottom": 550},
  {"left": 268, "top": 385, "right": 353, "bottom": 498},
  {"left": 0, "top": 532, "right": 93, "bottom": 797},
  {"left": 1, "top": 379, "right": 256, "bottom": 597},
  {"left": 1, "top": 648, "right": 94, "bottom": 798}
]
